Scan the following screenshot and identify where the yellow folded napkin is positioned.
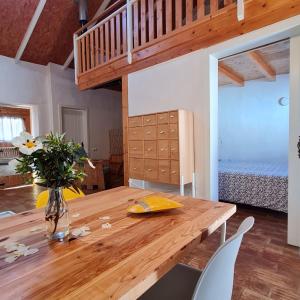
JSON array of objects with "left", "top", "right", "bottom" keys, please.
[{"left": 127, "top": 195, "right": 183, "bottom": 213}]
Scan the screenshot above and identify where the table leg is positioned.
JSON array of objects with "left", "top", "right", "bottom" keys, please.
[{"left": 220, "top": 222, "right": 226, "bottom": 245}]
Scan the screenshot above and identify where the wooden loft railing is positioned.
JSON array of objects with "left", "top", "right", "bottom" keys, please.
[{"left": 74, "top": 0, "right": 236, "bottom": 86}]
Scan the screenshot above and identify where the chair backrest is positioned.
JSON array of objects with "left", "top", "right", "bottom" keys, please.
[{"left": 192, "top": 217, "right": 254, "bottom": 300}]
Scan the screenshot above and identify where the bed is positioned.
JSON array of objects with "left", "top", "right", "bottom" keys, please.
[{"left": 219, "top": 160, "right": 288, "bottom": 212}]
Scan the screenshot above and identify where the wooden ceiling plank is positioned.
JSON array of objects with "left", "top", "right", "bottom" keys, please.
[
  {"left": 15, "top": 0, "right": 47, "bottom": 61},
  {"left": 63, "top": 0, "right": 111, "bottom": 69},
  {"left": 248, "top": 50, "right": 276, "bottom": 80},
  {"left": 218, "top": 62, "right": 244, "bottom": 87}
]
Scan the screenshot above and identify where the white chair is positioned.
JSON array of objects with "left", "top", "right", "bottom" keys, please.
[
  {"left": 140, "top": 217, "right": 254, "bottom": 300},
  {"left": 0, "top": 211, "right": 16, "bottom": 218}
]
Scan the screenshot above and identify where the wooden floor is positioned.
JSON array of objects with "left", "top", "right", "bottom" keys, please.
[{"left": 0, "top": 186, "right": 299, "bottom": 299}]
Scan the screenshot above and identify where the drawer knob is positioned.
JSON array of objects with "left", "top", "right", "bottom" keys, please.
[
  {"left": 170, "top": 115, "right": 174, "bottom": 118},
  {"left": 146, "top": 119, "right": 150, "bottom": 122},
  {"left": 160, "top": 148, "right": 167, "bottom": 151},
  {"left": 161, "top": 169, "right": 166, "bottom": 173},
  {"left": 146, "top": 131, "right": 151, "bottom": 135},
  {"left": 159, "top": 131, "right": 165, "bottom": 134},
  {"left": 147, "top": 148, "right": 152, "bottom": 151},
  {"left": 147, "top": 168, "right": 152, "bottom": 172},
  {"left": 171, "top": 171, "right": 176, "bottom": 174},
  {"left": 171, "top": 129, "right": 175, "bottom": 133},
  {"left": 133, "top": 168, "right": 137, "bottom": 170},
  {"left": 159, "top": 116, "right": 164, "bottom": 119},
  {"left": 132, "top": 147, "right": 137, "bottom": 150}
]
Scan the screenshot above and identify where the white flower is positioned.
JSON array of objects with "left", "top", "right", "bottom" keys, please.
[
  {"left": 4, "top": 243, "right": 25, "bottom": 253},
  {"left": 99, "top": 216, "right": 110, "bottom": 221},
  {"left": 86, "top": 158, "right": 95, "bottom": 169},
  {"left": 29, "top": 226, "right": 43, "bottom": 232},
  {"left": 8, "top": 159, "right": 19, "bottom": 171},
  {"left": 4, "top": 255, "right": 19, "bottom": 263},
  {"left": 12, "top": 132, "right": 43, "bottom": 155},
  {"left": 101, "top": 223, "right": 112, "bottom": 229},
  {"left": 71, "top": 226, "right": 91, "bottom": 237},
  {"left": 71, "top": 213, "right": 80, "bottom": 218},
  {"left": 2, "top": 242, "right": 39, "bottom": 263}
]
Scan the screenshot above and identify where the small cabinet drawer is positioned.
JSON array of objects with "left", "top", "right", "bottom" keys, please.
[
  {"left": 129, "top": 141, "right": 143, "bottom": 158},
  {"left": 170, "top": 140, "right": 179, "bottom": 159},
  {"left": 144, "top": 159, "right": 158, "bottom": 180},
  {"left": 144, "top": 141, "right": 157, "bottom": 159},
  {"left": 144, "top": 126, "right": 157, "bottom": 140},
  {"left": 169, "top": 124, "right": 178, "bottom": 139},
  {"left": 129, "top": 158, "right": 144, "bottom": 179},
  {"left": 143, "top": 114, "right": 156, "bottom": 126},
  {"left": 157, "top": 124, "right": 169, "bottom": 139},
  {"left": 158, "top": 140, "right": 169, "bottom": 159},
  {"left": 157, "top": 112, "right": 169, "bottom": 124},
  {"left": 169, "top": 111, "right": 178, "bottom": 123},
  {"left": 170, "top": 160, "right": 180, "bottom": 184},
  {"left": 129, "top": 127, "right": 143, "bottom": 140},
  {"left": 129, "top": 116, "right": 142, "bottom": 127},
  {"left": 158, "top": 160, "right": 170, "bottom": 183}
]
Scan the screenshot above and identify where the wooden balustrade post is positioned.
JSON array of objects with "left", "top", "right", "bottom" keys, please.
[
  {"left": 126, "top": 0, "right": 133, "bottom": 64},
  {"left": 237, "top": 0, "right": 245, "bottom": 21},
  {"left": 73, "top": 33, "right": 79, "bottom": 85}
]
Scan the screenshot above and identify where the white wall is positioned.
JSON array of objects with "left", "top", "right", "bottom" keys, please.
[
  {"left": 0, "top": 55, "right": 51, "bottom": 136},
  {"left": 288, "top": 36, "right": 300, "bottom": 247},
  {"left": 0, "top": 56, "right": 122, "bottom": 160},
  {"left": 129, "top": 51, "right": 218, "bottom": 199},
  {"left": 219, "top": 74, "right": 289, "bottom": 163},
  {"left": 48, "top": 63, "right": 122, "bottom": 159}
]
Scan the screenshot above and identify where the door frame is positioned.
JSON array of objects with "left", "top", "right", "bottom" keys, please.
[
  {"left": 59, "top": 105, "right": 89, "bottom": 152},
  {"left": 122, "top": 75, "right": 129, "bottom": 186}
]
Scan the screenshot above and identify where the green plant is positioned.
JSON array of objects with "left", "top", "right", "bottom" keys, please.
[{"left": 12, "top": 132, "right": 91, "bottom": 190}]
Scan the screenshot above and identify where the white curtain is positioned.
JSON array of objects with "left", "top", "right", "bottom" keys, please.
[{"left": 0, "top": 116, "right": 25, "bottom": 142}]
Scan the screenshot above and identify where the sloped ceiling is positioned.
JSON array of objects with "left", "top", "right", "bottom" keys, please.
[
  {"left": 0, "top": 0, "right": 39, "bottom": 58},
  {"left": 0, "top": 0, "right": 105, "bottom": 66}
]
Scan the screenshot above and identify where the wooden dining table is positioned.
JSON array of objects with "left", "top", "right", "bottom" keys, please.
[{"left": 0, "top": 186, "right": 236, "bottom": 300}]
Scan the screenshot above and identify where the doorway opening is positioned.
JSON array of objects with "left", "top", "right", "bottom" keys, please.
[
  {"left": 60, "top": 78, "right": 126, "bottom": 194},
  {"left": 218, "top": 40, "right": 290, "bottom": 213},
  {"left": 61, "top": 107, "right": 88, "bottom": 149}
]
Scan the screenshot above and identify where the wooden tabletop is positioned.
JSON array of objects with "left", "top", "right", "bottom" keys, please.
[{"left": 0, "top": 186, "right": 236, "bottom": 300}]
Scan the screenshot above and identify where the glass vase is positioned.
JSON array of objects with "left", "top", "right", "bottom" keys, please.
[{"left": 45, "top": 187, "right": 70, "bottom": 241}]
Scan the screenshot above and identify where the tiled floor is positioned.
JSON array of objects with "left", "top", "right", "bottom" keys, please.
[
  {"left": 180, "top": 204, "right": 300, "bottom": 300},
  {"left": 1, "top": 186, "right": 299, "bottom": 299},
  {"left": 0, "top": 184, "right": 45, "bottom": 213},
  {"left": 0, "top": 185, "right": 99, "bottom": 213}
]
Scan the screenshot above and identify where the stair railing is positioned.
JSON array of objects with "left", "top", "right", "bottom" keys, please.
[{"left": 74, "top": 0, "right": 238, "bottom": 84}]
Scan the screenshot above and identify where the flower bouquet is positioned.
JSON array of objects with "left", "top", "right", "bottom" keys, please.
[{"left": 11, "top": 132, "right": 93, "bottom": 241}]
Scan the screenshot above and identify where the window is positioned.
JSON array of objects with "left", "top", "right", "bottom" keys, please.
[
  {"left": 0, "top": 116, "right": 25, "bottom": 141},
  {"left": 0, "top": 106, "right": 30, "bottom": 144}
]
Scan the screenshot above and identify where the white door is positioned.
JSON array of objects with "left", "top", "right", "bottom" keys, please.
[{"left": 61, "top": 107, "right": 88, "bottom": 150}]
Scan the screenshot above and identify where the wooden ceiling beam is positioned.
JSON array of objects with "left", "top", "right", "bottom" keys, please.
[
  {"left": 218, "top": 62, "right": 244, "bottom": 87},
  {"left": 248, "top": 50, "right": 276, "bottom": 80},
  {"left": 15, "top": 0, "right": 47, "bottom": 62}
]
